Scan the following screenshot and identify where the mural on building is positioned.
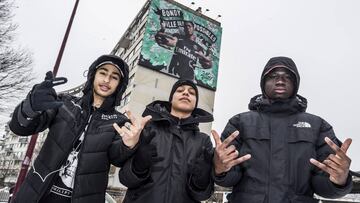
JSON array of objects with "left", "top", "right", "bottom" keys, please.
[{"left": 139, "top": 0, "right": 222, "bottom": 90}]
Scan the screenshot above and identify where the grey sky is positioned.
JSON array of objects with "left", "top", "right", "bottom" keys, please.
[{"left": 8, "top": 0, "right": 360, "bottom": 170}]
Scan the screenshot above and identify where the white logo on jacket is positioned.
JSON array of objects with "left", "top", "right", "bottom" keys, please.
[
  {"left": 293, "top": 121, "right": 311, "bottom": 128},
  {"left": 101, "top": 114, "right": 118, "bottom": 120}
]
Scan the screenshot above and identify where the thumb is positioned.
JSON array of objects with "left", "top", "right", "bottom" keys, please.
[
  {"left": 45, "top": 71, "right": 54, "bottom": 81},
  {"left": 140, "top": 115, "right": 152, "bottom": 128}
]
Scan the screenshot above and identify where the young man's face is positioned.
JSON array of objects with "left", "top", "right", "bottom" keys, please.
[
  {"left": 171, "top": 85, "right": 197, "bottom": 114},
  {"left": 264, "top": 67, "right": 294, "bottom": 100},
  {"left": 93, "top": 64, "right": 121, "bottom": 99},
  {"left": 184, "top": 22, "right": 194, "bottom": 36}
]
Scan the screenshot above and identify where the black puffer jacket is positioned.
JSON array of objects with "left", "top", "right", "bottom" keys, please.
[
  {"left": 119, "top": 101, "right": 214, "bottom": 203},
  {"left": 9, "top": 93, "right": 134, "bottom": 203},
  {"left": 9, "top": 55, "right": 133, "bottom": 203},
  {"left": 215, "top": 56, "right": 352, "bottom": 203},
  {"left": 215, "top": 95, "right": 352, "bottom": 203}
]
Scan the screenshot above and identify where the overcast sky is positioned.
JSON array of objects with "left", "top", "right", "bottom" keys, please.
[{"left": 5, "top": 0, "right": 360, "bottom": 170}]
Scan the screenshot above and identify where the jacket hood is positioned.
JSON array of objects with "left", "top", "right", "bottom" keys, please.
[
  {"left": 261, "top": 56, "right": 300, "bottom": 98},
  {"left": 142, "top": 100, "right": 213, "bottom": 126},
  {"left": 83, "top": 55, "right": 129, "bottom": 106},
  {"left": 248, "top": 94, "right": 307, "bottom": 114}
]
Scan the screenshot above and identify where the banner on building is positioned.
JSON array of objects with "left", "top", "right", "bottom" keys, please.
[{"left": 139, "top": 0, "right": 222, "bottom": 90}]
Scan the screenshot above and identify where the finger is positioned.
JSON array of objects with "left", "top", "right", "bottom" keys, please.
[
  {"left": 121, "top": 126, "right": 132, "bottom": 136},
  {"left": 140, "top": 115, "right": 152, "bottom": 129},
  {"left": 222, "top": 150, "right": 239, "bottom": 163},
  {"left": 228, "top": 154, "right": 251, "bottom": 167},
  {"left": 310, "top": 158, "right": 332, "bottom": 174},
  {"left": 51, "top": 77, "right": 68, "bottom": 87},
  {"left": 211, "top": 130, "right": 222, "bottom": 147},
  {"left": 323, "top": 159, "right": 343, "bottom": 172},
  {"left": 324, "top": 137, "right": 347, "bottom": 159},
  {"left": 45, "top": 71, "right": 54, "bottom": 80},
  {"left": 340, "top": 138, "right": 352, "bottom": 153},
  {"left": 125, "top": 110, "right": 136, "bottom": 126},
  {"left": 223, "top": 145, "right": 236, "bottom": 156},
  {"left": 222, "top": 131, "right": 239, "bottom": 148},
  {"left": 113, "top": 123, "right": 123, "bottom": 135}
]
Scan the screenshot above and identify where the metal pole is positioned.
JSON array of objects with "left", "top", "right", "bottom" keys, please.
[{"left": 11, "top": 0, "right": 80, "bottom": 201}]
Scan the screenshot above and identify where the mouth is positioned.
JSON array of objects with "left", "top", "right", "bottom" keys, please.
[
  {"left": 274, "top": 88, "right": 286, "bottom": 94},
  {"left": 179, "top": 97, "right": 191, "bottom": 103},
  {"left": 99, "top": 84, "right": 111, "bottom": 92}
]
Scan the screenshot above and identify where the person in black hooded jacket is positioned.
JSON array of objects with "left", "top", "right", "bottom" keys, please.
[
  {"left": 119, "top": 79, "right": 214, "bottom": 203},
  {"left": 9, "top": 55, "right": 151, "bottom": 203},
  {"left": 212, "top": 56, "right": 353, "bottom": 203}
]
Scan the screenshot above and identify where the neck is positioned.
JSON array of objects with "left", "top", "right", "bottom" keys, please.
[
  {"left": 170, "top": 109, "right": 191, "bottom": 119},
  {"left": 93, "top": 93, "right": 104, "bottom": 108}
]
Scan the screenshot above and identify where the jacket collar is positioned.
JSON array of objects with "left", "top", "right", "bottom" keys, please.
[
  {"left": 248, "top": 94, "right": 307, "bottom": 114},
  {"left": 81, "top": 93, "right": 115, "bottom": 113},
  {"left": 142, "top": 100, "right": 213, "bottom": 127}
]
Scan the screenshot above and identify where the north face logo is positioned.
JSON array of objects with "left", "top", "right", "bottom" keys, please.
[{"left": 293, "top": 121, "right": 311, "bottom": 128}]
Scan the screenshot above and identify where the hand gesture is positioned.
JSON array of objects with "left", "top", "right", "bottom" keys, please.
[
  {"left": 212, "top": 130, "right": 251, "bottom": 175},
  {"left": 113, "top": 110, "right": 152, "bottom": 149},
  {"left": 31, "top": 71, "right": 67, "bottom": 111},
  {"left": 310, "top": 137, "right": 352, "bottom": 186}
]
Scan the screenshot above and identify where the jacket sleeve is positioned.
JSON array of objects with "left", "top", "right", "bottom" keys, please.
[
  {"left": 9, "top": 93, "right": 56, "bottom": 136},
  {"left": 214, "top": 116, "right": 244, "bottom": 187},
  {"left": 311, "top": 119, "right": 353, "bottom": 198},
  {"left": 187, "top": 135, "right": 214, "bottom": 201},
  {"left": 108, "top": 134, "right": 138, "bottom": 167},
  {"left": 118, "top": 156, "right": 151, "bottom": 189},
  {"left": 118, "top": 126, "right": 152, "bottom": 188}
]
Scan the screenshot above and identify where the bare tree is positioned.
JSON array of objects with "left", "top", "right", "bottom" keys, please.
[{"left": 0, "top": 0, "right": 33, "bottom": 116}]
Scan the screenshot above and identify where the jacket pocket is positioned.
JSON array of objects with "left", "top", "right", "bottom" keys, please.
[
  {"left": 287, "top": 127, "right": 317, "bottom": 194},
  {"left": 287, "top": 126, "right": 316, "bottom": 143}
]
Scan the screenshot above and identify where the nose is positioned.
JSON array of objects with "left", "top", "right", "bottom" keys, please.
[
  {"left": 182, "top": 90, "right": 190, "bottom": 96},
  {"left": 103, "top": 75, "right": 110, "bottom": 83},
  {"left": 275, "top": 78, "right": 286, "bottom": 85}
]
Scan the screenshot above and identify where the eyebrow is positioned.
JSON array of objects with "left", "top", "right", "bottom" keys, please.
[{"left": 98, "top": 67, "right": 121, "bottom": 77}]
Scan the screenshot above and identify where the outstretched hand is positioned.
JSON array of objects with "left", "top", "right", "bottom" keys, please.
[
  {"left": 31, "top": 71, "right": 67, "bottom": 111},
  {"left": 310, "top": 137, "right": 352, "bottom": 186},
  {"left": 113, "top": 110, "right": 152, "bottom": 149},
  {"left": 212, "top": 130, "right": 251, "bottom": 175}
]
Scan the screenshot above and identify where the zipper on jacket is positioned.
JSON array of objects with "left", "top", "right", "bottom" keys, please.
[
  {"left": 70, "top": 113, "right": 93, "bottom": 203},
  {"left": 164, "top": 124, "right": 179, "bottom": 203},
  {"left": 267, "top": 114, "right": 272, "bottom": 202}
]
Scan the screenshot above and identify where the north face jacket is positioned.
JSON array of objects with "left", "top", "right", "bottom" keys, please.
[
  {"left": 119, "top": 101, "right": 214, "bottom": 203},
  {"left": 215, "top": 56, "right": 352, "bottom": 203},
  {"left": 214, "top": 95, "right": 352, "bottom": 203}
]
